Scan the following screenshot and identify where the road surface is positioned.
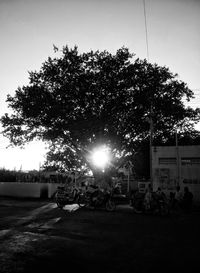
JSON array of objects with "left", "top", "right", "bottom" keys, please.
[{"left": 0, "top": 197, "right": 200, "bottom": 273}]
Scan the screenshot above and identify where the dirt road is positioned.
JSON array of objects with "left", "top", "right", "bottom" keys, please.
[{"left": 0, "top": 197, "right": 200, "bottom": 273}]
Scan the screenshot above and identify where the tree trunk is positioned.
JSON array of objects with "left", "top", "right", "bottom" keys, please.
[{"left": 92, "top": 169, "right": 112, "bottom": 190}]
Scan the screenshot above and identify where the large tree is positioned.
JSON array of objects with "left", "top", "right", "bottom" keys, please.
[{"left": 1, "top": 45, "right": 200, "bottom": 177}]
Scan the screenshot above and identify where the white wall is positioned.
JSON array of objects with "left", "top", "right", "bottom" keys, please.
[
  {"left": 0, "top": 182, "right": 61, "bottom": 198},
  {"left": 152, "top": 145, "right": 200, "bottom": 201}
]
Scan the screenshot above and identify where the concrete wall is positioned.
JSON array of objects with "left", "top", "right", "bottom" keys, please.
[
  {"left": 0, "top": 182, "right": 62, "bottom": 199},
  {"left": 152, "top": 145, "right": 200, "bottom": 201}
]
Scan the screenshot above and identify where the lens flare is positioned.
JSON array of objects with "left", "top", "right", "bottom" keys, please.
[{"left": 91, "top": 146, "right": 110, "bottom": 169}]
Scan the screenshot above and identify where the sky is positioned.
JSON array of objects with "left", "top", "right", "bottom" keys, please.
[{"left": 0, "top": 0, "right": 200, "bottom": 171}]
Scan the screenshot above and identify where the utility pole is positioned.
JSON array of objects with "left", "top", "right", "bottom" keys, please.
[
  {"left": 127, "top": 167, "right": 130, "bottom": 193},
  {"left": 149, "top": 105, "right": 153, "bottom": 185},
  {"left": 175, "top": 130, "right": 180, "bottom": 186},
  {"left": 143, "top": 0, "right": 153, "bottom": 185}
]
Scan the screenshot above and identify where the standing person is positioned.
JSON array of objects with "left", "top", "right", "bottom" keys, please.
[
  {"left": 172, "top": 185, "right": 183, "bottom": 209},
  {"left": 155, "top": 187, "right": 163, "bottom": 199},
  {"left": 182, "top": 186, "right": 193, "bottom": 212},
  {"left": 144, "top": 183, "right": 153, "bottom": 211},
  {"left": 154, "top": 187, "right": 167, "bottom": 202}
]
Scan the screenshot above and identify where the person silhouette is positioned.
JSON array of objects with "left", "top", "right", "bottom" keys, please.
[{"left": 182, "top": 186, "right": 193, "bottom": 212}]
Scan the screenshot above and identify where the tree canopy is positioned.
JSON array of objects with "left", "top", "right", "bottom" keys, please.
[{"left": 1, "top": 45, "right": 200, "bottom": 175}]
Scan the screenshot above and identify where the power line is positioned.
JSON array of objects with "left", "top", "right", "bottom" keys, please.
[{"left": 143, "top": 0, "right": 149, "bottom": 62}]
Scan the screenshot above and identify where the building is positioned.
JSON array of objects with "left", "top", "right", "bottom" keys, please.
[{"left": 152, "top": 145, "right": 200, "bottom": 201}]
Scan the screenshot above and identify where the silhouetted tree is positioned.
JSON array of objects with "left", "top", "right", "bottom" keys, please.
[{"left": 1, "top": 45, "right": 200, "bottom": 179}]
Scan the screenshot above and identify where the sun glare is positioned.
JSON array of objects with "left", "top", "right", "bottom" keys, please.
[{"left": 91, "top": 146, "right": 110, "bottom": 169}]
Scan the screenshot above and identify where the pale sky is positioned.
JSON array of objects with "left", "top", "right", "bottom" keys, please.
[{"left": 0, "top": 0, "right": 200, "bottom": 170}]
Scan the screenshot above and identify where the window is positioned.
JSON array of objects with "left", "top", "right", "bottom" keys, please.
[
  {"left": 183, "top": 178, "right": 200, "bottom": 184},
  {"left": 159, "top": 158, "right": 176, "bottom": 165},
  {"left": 181, "top": 157, "right": 200, "bottom": 165}
]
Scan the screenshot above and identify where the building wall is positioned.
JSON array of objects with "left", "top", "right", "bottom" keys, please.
[{"left": 152, "top": 145, "right": 200, "bottom": 201}]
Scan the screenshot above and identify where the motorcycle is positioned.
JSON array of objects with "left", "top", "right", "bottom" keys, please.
[
  {"left": 78, "top": 188, "right": 116, "bottom": 212},
  {"left": 54, "top": 186, "right": 81, "bottom": 209}
]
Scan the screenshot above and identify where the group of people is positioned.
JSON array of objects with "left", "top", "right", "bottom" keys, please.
[
  {"left": 143, "top": 184, "right": 167, "bottom": 211},
  {"left": 130, "top": 184, "right": 168, "bottom": 213},
  {"left": 143, "top": 183, "right": 194, "bottom": 213},
  {"left": 171, "top": 185, "right": 193, "bottom": 212},
  {"left": 63, "top": 172, "right": 194, "bottom": 213}
]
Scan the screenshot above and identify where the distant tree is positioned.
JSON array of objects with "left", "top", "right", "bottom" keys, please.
[
  {"left": 0, "top": 168, "right": 17, "bottom": 182},
  {"left": 1, "top": 45, "right": 200, "bottom": 179}
]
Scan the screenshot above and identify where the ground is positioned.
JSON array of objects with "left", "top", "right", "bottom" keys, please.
[{"left": 0, "top": 197, "right": 200, "bottom": 273}]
